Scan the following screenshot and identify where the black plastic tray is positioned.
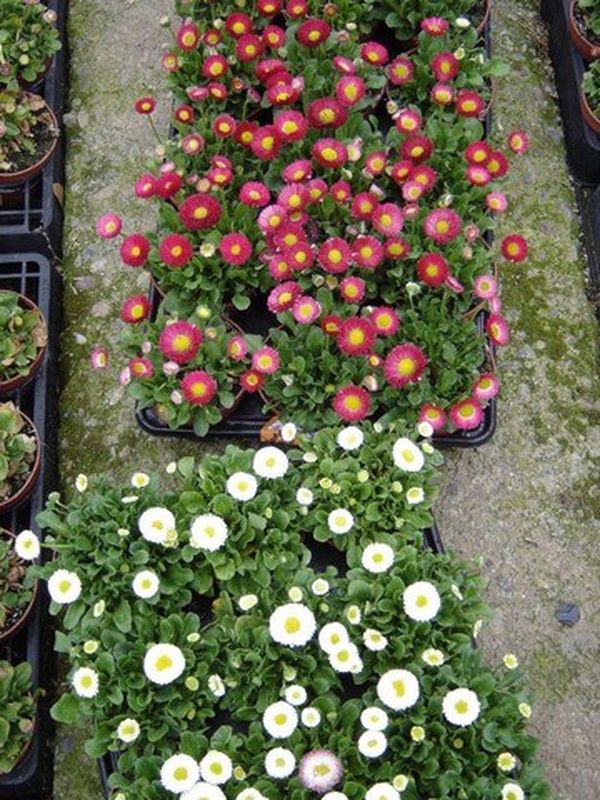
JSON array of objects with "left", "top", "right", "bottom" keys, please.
[
  {"left": 581, "top": 185, "right": 600, "bottom": 291},
  {"left": 0, "top": 252, "right": 61, "bottom": 800},
  {"left": 0, "top": 0, "right": 68, "bottom": 260},
  {"left": 541, "top": 0, "right": 600, "bottom": 184}
]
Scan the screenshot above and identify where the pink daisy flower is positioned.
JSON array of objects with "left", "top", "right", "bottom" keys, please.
[
  {"left": 431, "top": 52, "right": 460, "bottom": 81},
  {"left": 179, "top": 194, "right": 222, "bottom": 231},
  {"left": 332, "top": 56, "right": 356, "bottom": 74},
  {"left": 181, "top": 371, "right": 217, "bottom": 405},
  {"left": 278, "top": 183, "right": 310, "bottom": 212},
  {"left": 353, "top": 235, "right": 383, "bottom": 269},
  {"left": 227, "top": 335, "right": 249, "bottom": 361},
  {"left": 181, "top": 134, "right": 204, "bottom": 156},
  {"left": 431, "top": 82, "right": 455, "bottom": 106},
  {"left": 395, "top": 109, "right": 422, "bottom": 135},
  {"left": 370, "top": 306, "right": 400, "bottom": 337},
  {"left": 465, "top": 141, "right": 492, "bottom": 165},
  {"left": 423, "top": 209, "right": 462, "bottom": 245},
  {"left": 473, "top": 373, "right": 500, "bottom": 401},
  {"left": 274, "top": 110, "right": 309, "bottom": 142},
  {"left": 361, "top": 41, "right": 388, "bottom": 65},
  {"left": 372, "top": 203, "right": 403, "bottom": 237},
  {"left": 203, "top": 55, "right": 228, "bottom": 80},
  {"left": 240, "top": 181, "right": 270, "bottom": 207},
  {"left": 225, "top": 12, "right": 253, "bottom": 37},
  {"left": 240, "top": 369, "right": 264, "bottom": 393},
  {"left": 412, "top": 165, "right": 437, "bottom": 191},
  {"left": 283, "top": 159, "right": 313, "bottom": 183},
  {"left": 421, "top": 17, "right": 449, "bottom": 35},
  {"left": 330, "top": 180, "right": 352, "bottom": 204},
  {"left": 486, "top": 151, "right": 510, "bottom": 178},
  {"left": 312, "top": 138, "right": 347, "bottom": 169},
  {"left": 389, "top": 160, "right": 413, "bottom": 184},
  {"left": 466, "top": 165, "right": 492, "bottom": 187},
  {"left": 252, "top": 347, "right": 280, "bottom": 374},
  {"left": 340, "top": 277, "right": 366, "bottom": 303},
  {"left": 351, "top": 192, "right": 379, "bottom": 220},
  {"left": 473, "top": 274, "right": 497, "bottom": 300},
  {"left": 318, "top": 237, "right": 352, "bottom": 274},
  {"left": 267, "top": 281, "right": 302, "bottom": 313},
  {"left": 97, "top": 213, "right": 122, "bottom": 239},
  {"left": 337, "top": 317, "right": 376, "bottom": 356},
  {"left": 456, "top": 90, "right": 485, "bottom": 118},
  {"left": 237, "top": 34, "right": 264, "bottom": 62},
  {"left": 308, "top": 97, "right": 348, "bottom": 130},
  {"left": 135, "top": 174, "right": 156, "bottom": 199},
  {"left": 388, "top": 56, "right": 414, "bottom": 85},
  {"left": 120, "top": 295, "right": 151, "bottom": 324},
  {"left": 158, "top": 321, "right": 202, "bottom": 364},
  {"left": 306, "top": 178, "right": 328, "bottom": 202},
  {"left": 129, "top": 357, "right": 154, "bottom": 379},
  {"left": 384, "top": 236, "right": 411, "bottom": 260},
  {"left": 450, "top": 397, "right": 484, "bottom": 430},
  {"left": 258, "top": 204, "right": 288, "bottom": 234},
  {"left": 292, "top": 295, "right": 321, "bottom": 324},
  {"left": 91, "top": 347, "right": 108, "bottom": 370},
  {"left": 160, "top": 233, "right": 193, "bottom": 268},
  {"left": 268, "top": 254, "right": 294, "bottom": 281},
  {"left": 416, "top": 253, "right": 449, "bottom": 287},
  {"left": 333, "top": 386, "right": 371, "bottom": 422},
  {"left": 400, "top": 135, "right": 434, "bottom": 163},
  {"left": 219, "top": 233, "right": 252, "bottom": 266},
  {"left": 486, "top": 192, "right": 508, "bottom": 213},
  {"left": 120, "top": 234, "right": 150, "bottom": 267},
  {"left": 364, "top": 151, "right": 387, "bottom": 176},
  {"left": 501, "top": 234, "right": 528, "bottom": 263},
  {"left": 336, "top": 76, "right": 366, "bottom": 107},
  {"left": 419, "top": 403, "right": 447, "bottom": 432},
  {"left": 251, "top": 126, "right": 282, "bottom": 160},
  {"left": 402, "top": 180, "right": 425, "bottom": 203},
  {"left": 288, "top": 242, "right": 315, "bottom": 271},
  {"left": 508, "top": 130, "right": 530, "bottom": 154},
  {"left": 296, "top": 18, "right": 331, "bottom": 48},
  {"left": 486, "top": 314, "right": 510, "bottom": 346},
  {"left": 155, "top": 172, "right": 182, "bottom": 200},
  {"left": 383, "top": 343, "right": 427, "bottom": 388}
]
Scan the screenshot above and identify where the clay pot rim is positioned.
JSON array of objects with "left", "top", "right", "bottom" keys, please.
[
  {"left": 0, "top": 409, "right": 42, "bottom": 514},
  {"left": 569, "top": 0, "right": 600, "bottom": 61},
  {"left": 0, "top": 291, "right": 48, "bottom": 396},
  {"left": 0, "top": 97, "right": 59, "bottom": 187}
]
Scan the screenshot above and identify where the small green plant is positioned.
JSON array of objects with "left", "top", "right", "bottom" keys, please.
[
  {"left": 0, "top": 89, "right": 56, "bottom": 174},
  {"left": 0, "top": 0, "right": 61, "bottom": 89},
  {"left": 0, "top": 402, "right": 37, "bottom": 503},
  {"left": 0, "top": 533, "right": 35, "bottom": 636},
  {"left": 0, "top": 292, "right": 46, "bottom": 383},
  {"left": 583, "top": 59, "right": 600, "bottom": 117},
  {"left": 576, "top": 0, "right": 600, "bottom": 42},
  {"left": 0, "top": 660, "right": 36, "bottom": 775}
]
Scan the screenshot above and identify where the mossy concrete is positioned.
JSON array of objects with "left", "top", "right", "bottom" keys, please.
[{"left": 55, "top": 0, "right": 599, "bottom": 798}]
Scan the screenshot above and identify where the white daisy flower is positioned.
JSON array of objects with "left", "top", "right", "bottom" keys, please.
[
  {"left": 456, "top": 15, "right": 471, "bottom": 28},
  {"left": 75, "top": 474, "right": 88, "bottom": 492},
  {"left": 280, "top": 422, "right": 297, "bottom": 442},
  {"left": 406, "top": 487, "right": 424, "bottom": 505},
  {"left": 358, "top": 730, "right": 387, "bottom": 758},
  {"left": 417, "top": 421, "right": 434, "bottom": 438},
  {"left": 166, "top": 461, "right": 177, "bottom": 475},
  {"left": 239, "top": 594, "right": 258, "bottom": 611},
  {"left": 403, "top": 581, "right": 441, "bottom": 622},
  {"left": 263, "top": 701, "right": 298, "bottom": 738},
  {"left": 392, "top": 438, "right": 424, "bottom": 472},
  {"left": 72, "top": 667, "right": 99, "bottom": 698},
  {"left": 253, "top": 447, "right": 289, "bottom": 478},
  {"left": 48, "top": 569, "right": 82, "bottom": 604},
  {"left": 322, "top": 793, "right": 349, "bottom": 800},
  {"left": 284, "top": 685, "right": 307, "bottom": 706},
  {"left": 442, "top": 688, "right": 481, "bottom": 726},
  {"left": 288, "top": 586, "right": 303, "bottom": 602},
  {"left": 410, "top": 725, "right": 425, "bottom": 742},
  {"left": 236, "top": 789, "right": 265, "bottom": 800},
  {"left": 296, "top": 487, "right": 314, "bottom": 506},
  {"left": 117, "top": 718, "right": 140, "bottom": 744},
  {"left": 360, "top": 707, "right": 388, "bottom": 731},
  {"left": 311, "top": 578, "right": 329, "bottom": 596},
  {"left": 14, "top": 529, "right": 40, "bottom": 561},
  {"left": 143, "top": 643, "right": 185, "bottom": 685},
  {"left": 357, "top": 469, "right": 369, "bottom": 482},
  {"left": 200, "top": 243, "right": 216, "bottom": 257},
  {"left": 208, "top": 674, "right": 226, "bottom": 697},
  {"left": 269, "top": 603, "right": 316, "bottom": 647},
  {"left": 226, "top": 472, "right": 258, "bottom": 502},
  {"left": 138, "top": 507, "right": 175, "bottom": 545},
  {"left": 265, "top": 747, "right": 296, "bottom": 779},
  {"left": 518, "top": 703, "right": 531, "bottom": 719},
  {"left": 318, "top": 622, "right": 349, "bottom": 653},
  {"left": 132, "top": 570, "right": 159, "bottom": 599},
  {"left": 361, "top": 543, "right": 394, "bottom": 574},
  {"left": 182, "top": 783, "right": 226, "bottom": 800},
  {"left": 199, "top": 750, "right": 232, "bottom": 785},
  {"left": 327, "top": 508, "right": 354, "bottom": 534},
  {"left": 502, "top": 784, "right": 525, "bottom": 800},
  {"left": 190, "top": 514, "right": 228, "bottom": 551},
  {"left": 377, "top": 669, "right": 420, "bottom": 711},
  {"left": 346, "top": 605, "right": 361, "bottom": 624},
  {"left": 303, "top": 452, "right": 317, "bottom": 463},
  {"left": 161, "top": 753, "right": 200, "bottom": 794},
  {"left": 365, "top": 783, "right": 399, "bottom": 800},
  {"left": 328, "top": 642, "right": 362, "bottom": 673},
  {"left": 301, "top": 706, "right": 321, "bottom": 727},
  {"left": 422, "top": 648, "right": 445, "bottom": 666},
  {"left": 363, "top": 629, "right": 388, "bottom": 651},
  {"left": 497, "top": 752, "right": 517, "bottom": 772},
  {"left": 451, "top": 584, "right": 464, "bottom": 600},
  {"left": 93, "top": 600, "right": 105, "bottom": 618},
  {"left": 83, "top": 640, "right": 98, "bottom": 654},
  {"left": 392, "top": 776, "right": 409, "bottom": 791},
  {"left": 503, "top": 653, "right": 519, "bottom": 670},
  {"left": 131, "top": 472, "right": 150, "bottom": 488},
  {"left": 337, "top": 426, "right": 364, "bottom": 450}
]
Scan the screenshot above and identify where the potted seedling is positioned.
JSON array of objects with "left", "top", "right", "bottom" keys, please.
[
  {"left": 0, "top": 530, "right": 38, "bottom": 644},
  {"left": 0, "top": 661, "right": 37, "bottom": 776},
  {"left": 0, "top": 90, "right": 59, "bottom": 186},
  {"left": 569, "top": 0, "right": 600, "bottom": 61},
  {"left": 0, "top": 291, "right": 47, "bottom": 395},
  {"left": 0, "top": 401, "right": 40, "bottom": 513},
  {"left": 0, "top": 0, "right": 61, "bottom": 90}
]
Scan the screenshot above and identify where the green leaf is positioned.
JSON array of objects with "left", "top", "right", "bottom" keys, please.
[
  {"left": 51, "top": 693, "right": 81, "bottom": 724},
  {"left": 113, "top": 600, "right": 132, "bottom": 634}
]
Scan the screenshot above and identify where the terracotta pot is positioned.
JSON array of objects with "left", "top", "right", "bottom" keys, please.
[
  {"left": 569, "top": 0, "right": 600, "bottom": 61},
  {"left": 0, "top": 530, "right": 38, "bottom": 645},
  {"left": 0, "top": 714, "right": 37, "bottom": 777},
  {"left": 0, "top": 292, "right": 47, "bottom": 396},
  {"left": 0, "top": 99, "right": 59, "bottom": 188},
  {"left": 0, "top": 411, "right": 41, "bottom": 514},
  {"left": 581, "top": 89, "right": 600, "bottom": 133}
]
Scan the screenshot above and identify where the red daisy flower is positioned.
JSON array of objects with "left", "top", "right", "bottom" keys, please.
[
  {"left": 263, "top": 24, "right": 286, "bottom": 48},
  {"left": 456, "top": 90, "right": 485, "bottom": 117},
  {"left": 416, "top": 253, "right": 450, "bottom": 287},
  {"left": 394, "top": 109, "right": 422, "bottom": 135},
  {"left": 330, "top": 180, "right": 352, "bottom": 204},
  {"left": 252, "top": 347, "right": 280, "bottom": 374},
  {"left": 159, "top": 321, "right": 203, "bottom": 364},
  {"left": 419, "top": 403, "right": 447, "bottom": 431},
  {"left": 389, "top": 160, "right": 413, "bottom": 184},
  {"left": 237, "top": 34, "right": 264, "bottom": 62},
  {"left": 465, "top": 141, "right": 492, "bottom": 165},
  {"left": 370, "top": 306, "right": 400, "bottom": 337},
  {"left": 337, "top": 317, "right": 376, "bottom": 356},
  {"left": 274, "top": 110, "right": 309, "bottom": 142},
  {"left": 486, "top": 314, "right": 510, "bottom": 346},
  {"left": 412, "top": 165, "right": 437, "bottom": 190},
  {"left": 181, "top": 371, "right": 217, "bottom": 405},
  {"left": 430, "top": 82, "right": 455, "bottom": 106},
  {"left": 473, "top": 372, "right": 500, "bottom": 401},
  {"left": 255, "top": 58, "right": 285, "bottom": 82},
  {"left": 227, "top": 335, "right": 249, "bottom": 361},
  {"left": 421, "top": 17, "right": 449, "bottom": 35},
  {"left": 181, "top": 134, "right": 204, "bottom": 156},
  {"left": 176, "top": 23, "right": 200, "bottom": 50},
  {"left": 120, "top": 295, "right": 151, "bottom": 324},
  {"left": 259, "top": 0, "right": 282, "bottom": 15},
  {"left": 306, "top": 178, "right": 328, "bottom": 202},
  {"left": 268, "top": 254, "right": 293, "bottom": 281},
  {"left": 207, "top": 167, "right": 233, "bottom": 188},
  {"left": 240, "top": 181, "right": 270, "bottom": 207},
  {"left": 225, "top": 12, "right": 253, "bottom": 37},
  {"left": 258, "top": 204, "right": 288, "bottom": 234},
  {"left": 203, "top": 30, "right": 221, "bottom": 47},
  {"left": 340, "top": 277, "right": 366, "bottom": 303},
  {"left": 372, "top": 203, "right": 403, "bottom": 237},
  {"left": 388, "top": 56, "right": 414, "bottom": 85},
  {"left": 333, "top": 385, "right": 371, "bottom": 422},
  {"left": 450, "top": 397, "right": 484, "bottom": 430},
  {"left": 312, "top": 138, "right": 347, "bottom": 168},
  {"left": 160, "top": 233, "right": 194, "bottom": 268},
  {"left": 351, "top": 192, "right": 379, "bottom": 220},
  {"left": 274, "top": 223, "right": 307, "bottom": 249},
  {"left": 285, "top": 0, "right": 307, "bottom": 18},
  {"left": 383, "top": 343, "right": 427, "bottom": 388},
  {"left": 508, "top": 130, "right": 530, "bottom": 154},
  {"left": 212, "top": 113, "right": 235, "bottom": 137},
  {"left": 400, "top": 135, "right": 434, "bottom": 163},
  {"left": 501, "top": 234, "right": 528, "bottom": 262},
  {"left": 486, "top": 151, "right": 509, "bottom": 178},
  {"left": 241, "top": 369, "right": 264, "bottom": 393},
  {"left": 353, "top": 235, "right": 383, "bottom": 270},
  {"left": 297, "top": 18, "right": 331, "bottom": 47},
  {"left": 129, "top": 357, "right": 154, "bottom": 379},
  {"left": 120, "top": 233, "right": 150, "bottom": 267},
  {"left": 278, "top": 183, "right": 310, "bottom": 212},
  {"left": 360, "top": 41, "right": 388, "bottom": 66},
  {"left": 402, "top": 180, "right": 424, "bottom": 203},
  {"left": 365, "top": 152, "right": 387, "bottom": 176},
  {"left": 203, "top": 55, "right": 228, "bottom": 80},
  {"left": 431, "top": 52, "right": 460, "bottom": 81},
  {"left": 267, "top": 281, "right": 302, "bottom": 313},
  {"left": 96, "top": 213, "right": 122, "bottom": 239},
  {"left": 135, "top": 174, "right": 156, "bottom": 199},
  {"left": 318, "top": 237, "right": 352, "bottom": 274},
  {"left": 321, "top": 314, "right": 342, "bottom": 336},
  {"left": 155, "top": 172, "right": 182, "bottom": 199},
  {"left": 251, "top": 126, "right": 282, "bottom": 160},
  {"left": 336, "top": 76, "right": 366, "bottom": 107},
  {"left": 134, "top": 96, "right": 156, "bottom": 115},
  {"left": 287, "top": 242, "right": 314, "bottom": 271},
  {"left": 207, "top": 82, "right": 228, "bottom": 101},
  {"left": 219, "top": 233, "right": 252, "bottom": 266},
  {"left": 385, "top": 236, "right": 411, "bottom": 260},
  {"left": 161, "top": 53, "right": 179, "bottom": 73},
  {"left": 179, "top": 194, "right": 222, "bottom": 231},
  {"left": 308, "top": 98, "right": 348, "bottom": 130},
  {"left": 423, "top": 208, "right": 462, "bottom": 245}
]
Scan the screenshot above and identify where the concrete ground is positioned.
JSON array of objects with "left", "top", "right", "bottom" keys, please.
[{"left": 54, "top": 0, "right": 600, "bottom": 797}]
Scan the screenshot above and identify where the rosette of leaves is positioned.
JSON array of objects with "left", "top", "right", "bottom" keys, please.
[
  {"left": 0, "top": 533, "right": 35, "bottom": 636},
  {"left": 371, "top": 0, "right": 486, "bottom": 41},
  {"left": 583, "top": 60, "right": 600, "bottom": 118},
  {"left": 0, "top": 401, "right": 37, "bottom": 502},
  {"left": 0, "top": 660, "right": 36, "bottom": 775},
  {"left": 0, "top": 0, "right": 61, "bottom": 89},
  {"left": 0, "top": 291, "right": 47, "bottom": 382},
  {"left": 0, "top": 90, "right": 57, "bottom": 174}
]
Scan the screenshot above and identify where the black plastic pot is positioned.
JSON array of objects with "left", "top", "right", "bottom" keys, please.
[
  {"left": 0, "top": 252, "right": 62, "bottom": 800},
  {"left": 541, "top": 0, "right": 600, "bottom": 184},
  {"left": 0, "top": 0, "right": 67, "bottom": 260}
]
